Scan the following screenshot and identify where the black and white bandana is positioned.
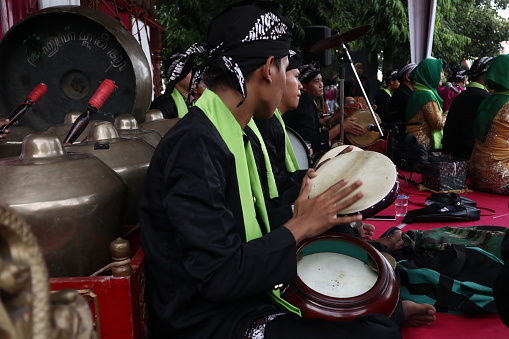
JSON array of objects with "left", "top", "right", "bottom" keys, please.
[
  {"left": 468, "top": 57, "right": 494, "bottom": 79},
  {"left": 202, "top": 1, "right": 294, "bottom": 105},
  {"left": 165, "top": 44, "right": 207, "bottom": 93},
  {"left": 397, "top": 63, "right": 417, "bottom": 81},
  {"left": 447, "top": 68, "right": 468, "bottom": 83},
  {"left": 287, "top": 49, "right": 301, "bottom": 71},
  {"left": 298, "top": 62, "right": 320, "bottom": 84},
  {"left": 383, "top": 68, "right": 399, "bottom": 85}
]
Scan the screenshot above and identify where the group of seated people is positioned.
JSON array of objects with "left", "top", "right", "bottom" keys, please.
[
  {"left": 2, "top": 2, "right": 507, "bottom": 338},
  {"left": 398, "top": 55, "right": 509, "bottom": 196},
  {"left": 286, "top": 53, "right": 508, "bottom": 197},
  {"left": 136, "top": 2, "right": 439, "bottom": 338}
]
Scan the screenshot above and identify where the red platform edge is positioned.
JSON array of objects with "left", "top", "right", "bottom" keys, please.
[{"left": 49, "top": 232, "right": 147, "bottom": 339}]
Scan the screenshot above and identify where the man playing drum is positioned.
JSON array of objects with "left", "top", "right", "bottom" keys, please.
[
  {"left": 140, "top": 2, "right": 435, "bottom": 338},
  {"left": 283, "top": 62, "right": 364, "bottom": 160}
]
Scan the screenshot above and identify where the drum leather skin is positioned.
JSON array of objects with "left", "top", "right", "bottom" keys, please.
[
  {"left": 314, "top": 144, "right": 363, "bottom": 169},
  {"left": 309, "top": 150, "right": 399, "bottom": 218},
  {"left": 281, "top": 233, "right": 399, "bottom": 321},
  {"left": 330, "top": 109, "right": 382, "bottom": 148}
]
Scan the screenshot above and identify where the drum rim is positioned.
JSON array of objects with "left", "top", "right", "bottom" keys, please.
[
  {"left": 283, "top": 233, "right": 399, "bottom": 319},
  {"left": 286, "top": 126, "right": 312, "bottom": 169},
  {"left": 309, "top": 151, "right": 398, "bottom": 218}
]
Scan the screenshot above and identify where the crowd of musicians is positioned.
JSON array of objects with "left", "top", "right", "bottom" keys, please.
[
  {"left": 2, "top": 1, "right": 509, "bottom": 338},
  {"left": 144, "top": 2, "right": 509, "bottom": 337}
]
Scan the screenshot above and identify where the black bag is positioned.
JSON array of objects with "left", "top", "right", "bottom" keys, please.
[
  {"left": 402, "top": 193, "right": 480, "bottom": 223},
  {"left": 393, "top": 132, "right": 428, "bottom": 172}
]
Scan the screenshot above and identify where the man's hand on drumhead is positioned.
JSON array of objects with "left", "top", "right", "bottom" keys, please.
[
  {"left": 284, "top": 176, "right": 364, "bottom": 244},
  {"left": 344, "top": 118, "right": 364, "bottom": 135}
]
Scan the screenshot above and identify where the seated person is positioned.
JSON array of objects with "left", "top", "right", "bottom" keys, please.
[
  {"left": 254, "top": 49, "right": 307, "bottom": 203},
  {"left": 139, "top": 2, "right": 435, "bottom": 338},
  {"left": 442, "top": 57, "right": 493, "bottom": 160},
  {"left": 469, "top": 54, "right": 509, "bottom": 195},
  {"left": 345, "top": 62, "right": 370, "bottom": 107},
  {"left": 386, "top": 63, "right": 417, "bottom": 126},
  {"left": 406, "top": 58, "right": 447, "bottom": 151},
  {"left": 150, "top": 53, "right": 193, "bottom": 119},
  {"left": 373, "top": 68, "right": 400, "bottom": 118},
  {"left": 437, "top": 67, "right": 467, "bottom": 113},
  {"left": 283, "top": 62, "right": 363, "bottom": 160},
  {"left": 254, "top": 52, "right": 404, "bottom": 253}
]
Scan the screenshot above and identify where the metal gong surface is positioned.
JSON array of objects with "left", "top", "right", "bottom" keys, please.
[{"left": 0, "top": 6, "right": 152, "bottom": 131}]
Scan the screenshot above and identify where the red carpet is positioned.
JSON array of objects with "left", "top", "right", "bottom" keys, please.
[{"left": 367, "top": 170, "right": 509, "bottom": 339}]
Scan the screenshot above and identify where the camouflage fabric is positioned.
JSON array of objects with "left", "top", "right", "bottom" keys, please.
[{"left": 402, "top": 225, "right": 508, "bottom": 260}]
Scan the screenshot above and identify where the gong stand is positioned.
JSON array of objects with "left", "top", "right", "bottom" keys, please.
[{"left": 337, "top": 40, "right": 384, "bottom": 144}]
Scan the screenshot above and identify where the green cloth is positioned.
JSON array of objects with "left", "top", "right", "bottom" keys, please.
[
  {"left": 406, "top": 58, "right": 444, "bottom": 122},
  {"left": 381, "top": 87, "right": 391, "bottom": 97},
  {"left": 247, "top": 119, "right": 279, "bottom": 199},
  {"left": 274, "top": 109, "right": 300, "bottom": 172},
  {"left": 466, "top": 81, "right": 488, "bottom": 91},
  {"left": 474, "top": 55, "right": 509, "bottom": 142},
  {"left": 406, "top": 58, "right": 444, "bottom": 149},
  {"left": 171, "top": 88, "right": 189, "bottom": 118},
  {"left": 196, "top": 89, "right": 301, "bottom": 316}
]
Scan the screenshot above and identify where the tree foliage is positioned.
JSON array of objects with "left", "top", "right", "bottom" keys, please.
[{"left": 154, "top": 0, "right": 509, "bottom": 76}]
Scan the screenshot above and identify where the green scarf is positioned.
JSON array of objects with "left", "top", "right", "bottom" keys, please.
[
  {"left": 171, "top": 88, "right": 189, "bottom": 118},
  {"left": 196, "top": 89, "right": 301, "bottom": 316},
  {"left": 381, "top": 87, "right": 391, "bottom": 97},
  {"left": 274, "top": 109, "right": 300, "bottom": 172},
  {"left": 474, "top": 91, "right": 509, "bottom": 142},
  {"left": 466, "top": 81, "right": 488, "bottom": 91},
  {"left": 406, "top": 58, "right": 443, "bottom": 121},
  {"left": 246, "top": 119, "right": 279, "bottom": 199},
  {"left": 474, "top": 55, "right": 509, "bottom": 142}
]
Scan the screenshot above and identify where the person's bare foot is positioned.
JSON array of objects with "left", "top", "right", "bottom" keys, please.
[
  {"left": 360, "top": 223, "right": 375, "bottom": 240},
  {"left": 402, "top": 300, "right": 436, "bottom": 327},
  {"left": 369, "top": 229, "right": 403, "bottom": 254}
]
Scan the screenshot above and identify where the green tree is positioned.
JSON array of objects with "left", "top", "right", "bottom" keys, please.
[{"left": 154, "top": 0, "right": 509, "bottom": 79}]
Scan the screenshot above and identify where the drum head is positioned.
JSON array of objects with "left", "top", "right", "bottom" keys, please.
[
  {"left": 0, "top": 6, "right": 152, "bottom": 131},
  {"left": 309, "top": 151, "right": 397, "bottom": 216},
  {"left": 282, "top": 233, "right": 399, "bottom": 321},
  {"left": 345, "top": 110, "right": 382, "bottom": 147},
  {"left": 298, "top": 252, "right": 378, "bottom": 298},
  {"left": 314, "top": 144, "right": 363, "bottom": 169},
  {"left": 286, "top": 127, "right": 310, "bottom": 170}
]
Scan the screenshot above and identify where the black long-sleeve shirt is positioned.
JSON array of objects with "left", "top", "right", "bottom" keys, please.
[{"left": 139, "top": 107, "right": 298, "bottom": 339}]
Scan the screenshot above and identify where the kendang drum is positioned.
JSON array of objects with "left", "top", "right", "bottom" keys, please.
[
  {"left": 286, "top": 126, "right": 312, "bottom": 170},
  {"left": 314, "top": 144, "right": 363, "bottom": 169},
  {"left": 330, "top": 109, "right": 382, "bottom": 148},
  {"left": 309, "top": 150, "right": 398, "bottom": 218},
  {"left": 281, "top": 233, "right": 399, "bottom": 321}
]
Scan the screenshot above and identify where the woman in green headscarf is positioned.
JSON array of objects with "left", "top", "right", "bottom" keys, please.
[
  {"left": 469, "top": 54, "right": 509, "bottom": 195},
  {"left": 405, "top": 58, "right": 447, "bottom": 150}
]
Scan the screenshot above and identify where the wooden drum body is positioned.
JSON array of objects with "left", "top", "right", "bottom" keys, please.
[{"left": 282, "top": 233, "right": 399, "bottom": 321}]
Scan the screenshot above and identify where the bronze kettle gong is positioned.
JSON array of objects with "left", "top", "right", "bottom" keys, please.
[
  {"left": 0, "top": 132, "right": 127, "bottom": 278},
  {"left": 65, "top": 121, "right": 154, "bottom": 225}
]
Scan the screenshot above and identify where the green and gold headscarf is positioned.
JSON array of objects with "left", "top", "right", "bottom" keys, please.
[
  {"left": 406, "top": 58, "right": 444, "bottom": 121},
  {"left": 474, "top": 54, "right": 509, "bottom": 142}
]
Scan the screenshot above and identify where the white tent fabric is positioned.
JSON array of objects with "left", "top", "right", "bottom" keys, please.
[{"left": 408, "top": 0, "right": 437, "bottom": 64}]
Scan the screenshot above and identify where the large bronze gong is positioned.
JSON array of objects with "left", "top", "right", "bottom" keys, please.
[{"left": 0, "top": 6, "right": 152, "bottom": 131}]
